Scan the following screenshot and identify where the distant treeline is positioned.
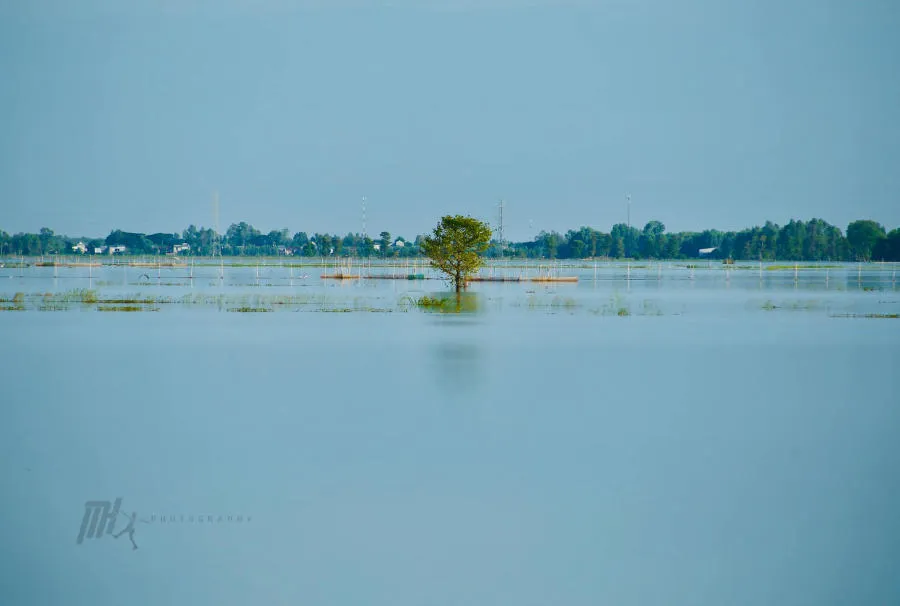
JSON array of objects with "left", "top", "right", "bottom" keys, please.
[{"left": 1, "top": 218, "right": 899, "bottom": 261}]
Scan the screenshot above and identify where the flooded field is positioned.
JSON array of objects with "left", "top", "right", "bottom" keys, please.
[
  {"left": 1, "top": 257, "right": 898, "bottom": 318},
  {"left": 1, "top": 257, "right": 898, "bottom": 605}
]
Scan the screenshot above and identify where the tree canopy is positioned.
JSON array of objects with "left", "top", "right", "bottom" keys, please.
[{"left": 421, "top": 215, "right": 492, "bottom": 292}]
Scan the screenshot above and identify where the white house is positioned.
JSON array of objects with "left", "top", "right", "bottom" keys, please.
[
  {"left": 698, "top": 247, "right": 717, "bottom": 255},
  {"left": 172, "top": 243, "right": 191, "bottom": 254},
  {"left": 72, "top": 242, "right": 87, "bottom": 254},
  {"left": 277, "top": 246, "right": 293, "bottom": 256},
  {"left": 394, "top": 239, "right": 405, "bottom": 248},
  {"left": 94, "top": 246, "right": 107, "bottom": 254},
  {"left": 373, "top": 243, "right": 381, "bottom": 251},
  {"left": 108, "top": 245, "right": 127, "bottom": 254}
]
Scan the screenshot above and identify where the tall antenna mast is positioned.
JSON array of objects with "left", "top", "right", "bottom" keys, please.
[
  {"left": 626, "top": 194, "right": 631, "bottom": 230},
  {"left": 212, "top": 191, "right": 220, "bottom": 257},
  {"left": 498, "top": 199, "right": 504, "bottom": 251},
  {"left": 362, "top": 196, "right": 367, "bottom": 239}
]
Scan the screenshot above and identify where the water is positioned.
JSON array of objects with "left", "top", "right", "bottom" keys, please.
[{"left": 1, "top": 259, "right": 898, "bottom": 605}]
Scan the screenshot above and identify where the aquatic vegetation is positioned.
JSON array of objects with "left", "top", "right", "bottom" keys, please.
[
  {"left": 416, "top": 295, "right": 450, "bottom": 307},
  {"left": 550, "top": 296, "right": 578, "bottom": 309},
  {"left": 97, "top": 305, "right": 157, "bottom": 312},
  {"left": 228, "top": 307, "right": 272, "bottom": 313},
  {"left": 831, "top": 313, "right": 899, "bottom": 319}
]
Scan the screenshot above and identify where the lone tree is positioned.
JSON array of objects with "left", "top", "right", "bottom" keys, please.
[{"left": 422, "top": 215, "right": 492, "bottom": 293}]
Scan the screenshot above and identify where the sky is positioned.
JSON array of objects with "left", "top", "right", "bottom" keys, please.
[{"left": 1, "top": 0, "right": 898, "bottom": 241}]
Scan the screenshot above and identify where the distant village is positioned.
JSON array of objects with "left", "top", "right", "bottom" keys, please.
[{"left": 2, "top": 217, "right": 899, "bottom": 261}]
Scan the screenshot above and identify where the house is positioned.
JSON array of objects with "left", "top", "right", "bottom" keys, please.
[
  {"left": 373, "top": 243, "right": 381, "bottom": 251},
  {"left": 108, "top": 245, "right": 127, "bottom": 254},
  {"left": 94, "top": 246, "right": 107, "bottom": 254},
  {"left": 72, "top": 242, "right": 87, "bottom": 254},
  {"left": 394, "top": 239, "right": 405, "bottom": 248},
  {"left": 276, "top": 246, "right": 293, "bottom": 256},
  {"left": 172, "top": 243, "right": 191, "bottom": 254},
  {"left": 698, "top": 247, "right": 717, "bottom": 255}
]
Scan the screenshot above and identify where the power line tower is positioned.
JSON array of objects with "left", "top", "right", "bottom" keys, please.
[
  {"left": 497, "top": 199, "right": 505, "bottom": 256},
  {"left": 362, "top": 196, "right": 367, "bottom": 239},
  {"left": 212, "top": 191, "right": 220, "bottom": 257},
  {"left": 626, "top": 193, "right": 631, "bottom": 230}
]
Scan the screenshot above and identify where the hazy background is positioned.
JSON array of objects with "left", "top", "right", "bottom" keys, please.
[{"left": 2, "top": 0, "right": 898, "bottom": 238}]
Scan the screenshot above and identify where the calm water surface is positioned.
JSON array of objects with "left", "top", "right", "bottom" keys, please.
[{"left": 1, "top": 260, "right": 898, "bottom": 605}]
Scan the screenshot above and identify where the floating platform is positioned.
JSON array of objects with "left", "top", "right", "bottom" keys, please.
[
  {"left": 530, "top": 276, "right": 578, "bottom": 282},
  {"left": 36, "top": 262, "right": 103, "bottom": 267},
  {"left": 470, "top": 276, "right": 578, "bottom": 283},
  {"left": 321, "top": 273, "right": 426, "bottom": 280}
]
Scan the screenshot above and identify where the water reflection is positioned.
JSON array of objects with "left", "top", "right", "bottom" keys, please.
[{"left": 427, "top": 293, "right": 486, "bottom": 397}]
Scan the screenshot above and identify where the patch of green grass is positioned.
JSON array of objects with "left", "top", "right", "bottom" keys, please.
[
  {"left": 415, "top": 295, "right": 450, "bottom": 307},
  {"left": 831, "top": 313, "right": 899, "bottom": 319},
  {"left": 97, "top": 305, "right": 157, "bottom": 312}
]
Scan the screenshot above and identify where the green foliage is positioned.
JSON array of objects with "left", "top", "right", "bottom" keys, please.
[
  {"left": 2, "top": 215, "right": 899, "bottom": 261},
  {"left": 415, "top": 295, "right": 450, "bottom": 307},
  {"left": 846, "top": 220, "right": 886, "bottom": 261},
  {"left": 422, "top": 215, "right": 492, "bottom": 292}
]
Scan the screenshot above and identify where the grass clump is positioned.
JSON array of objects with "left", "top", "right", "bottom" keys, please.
[
  {"left": 416, "top": 295, "right": 450, "bottom": 307},
  {"left": 97, "top": 305, "right": 156, "bottom": 312},
  {"left": 831, "top": 313, "right": 899, "bottom": 319}
]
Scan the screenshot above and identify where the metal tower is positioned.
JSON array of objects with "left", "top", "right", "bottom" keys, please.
[{"left": 212, "top": 191, "right": 220, "bottom": 257}]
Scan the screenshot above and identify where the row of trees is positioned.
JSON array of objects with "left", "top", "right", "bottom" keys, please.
[
  {"left": 505, "top": 219, "right": 899, "bottom": 262},
  {"left": 2, "top": 218, "right": 899, "bottom": 261},
  {"left": 0, "top": 225, "right": 424, "bottom": 258}
]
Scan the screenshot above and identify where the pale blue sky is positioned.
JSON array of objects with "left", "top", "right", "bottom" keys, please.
[{"left": 2, "top": 0, "right": 898, "bottom": 240}]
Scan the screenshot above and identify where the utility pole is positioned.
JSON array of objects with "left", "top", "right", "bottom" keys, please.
[
  {"left": 212, "top": 191, "right": 220, "bottom": 257},
  {"left": 362, "top": 196, "right": 367, "bottom": 240},
  {"left": 626, "top": 194, "right": 631, "bottom": 230},
  {"left": 498, "top": 199, "right": 504, "bottom": 255}
]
